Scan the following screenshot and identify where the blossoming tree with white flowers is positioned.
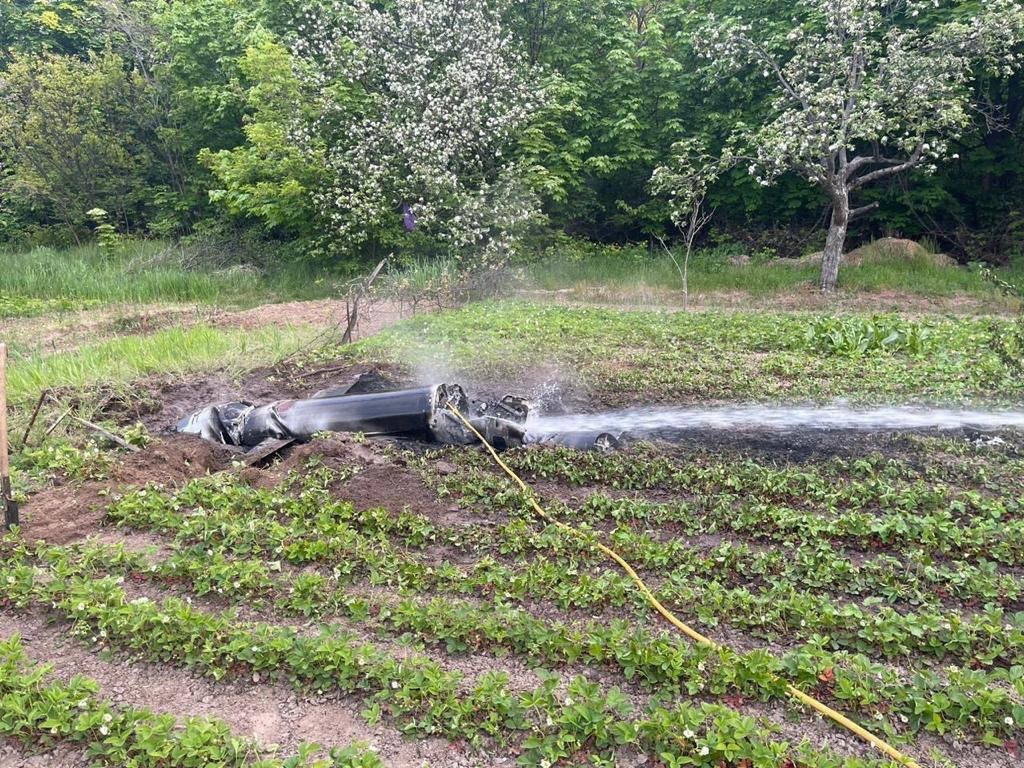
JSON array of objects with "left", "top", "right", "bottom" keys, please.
[
  {"left": 294, "top": 0, "right": 543, "bottom": 267},
  {"left": 675, "top": 0, "right": 1024, "bottom": 292}
]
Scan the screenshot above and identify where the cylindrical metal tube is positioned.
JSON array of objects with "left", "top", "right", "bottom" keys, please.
[
  {"left": 177, "top": 382, "right": 532, "bottom": 450},
  {"left": 241, "top": 386, "right": 436, "bottom": 445},
  {"left": 177, "top": 384, "right": 475, "bottom": 447}
]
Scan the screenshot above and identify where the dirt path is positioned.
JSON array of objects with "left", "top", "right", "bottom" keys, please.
[
  {"left": 3, "top": 298, "right": 413, "bottom": 359},
  {"left": 0, "top": 739, "right": 87, "bottom": 768},
  {"left": 212, "top": 298, "right": 410, "bottom": 339},
  {"left": 516, "top": 285, "right": 1020, "bottom": 315}
]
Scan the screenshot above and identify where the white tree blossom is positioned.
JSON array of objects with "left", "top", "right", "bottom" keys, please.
[
  {"left": 293, "top": 0, "right": 543, "bottom": 266},
  {"left": 673, "top": 0, "right": 1024, "bottom": 292}
]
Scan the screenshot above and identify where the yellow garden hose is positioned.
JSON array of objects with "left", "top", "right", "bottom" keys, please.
[{"left": 447, "top": 404, "right": 920, "bottom": 768}]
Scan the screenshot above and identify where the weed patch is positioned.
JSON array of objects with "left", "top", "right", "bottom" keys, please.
[{"left": 341, "top": 302, "right": 1023, "bottom": 404}]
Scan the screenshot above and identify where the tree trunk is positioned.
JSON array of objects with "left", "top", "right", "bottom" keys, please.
[{"left": 820, "top": 195, "right": 849, "bottom": 293}]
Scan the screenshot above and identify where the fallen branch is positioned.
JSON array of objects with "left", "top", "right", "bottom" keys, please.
[
  {"left": 43, "top": 407, "right": 73, "bottom": 438},
  {"left": 70, "top": 416, "right": 140, "bottom": 452}
]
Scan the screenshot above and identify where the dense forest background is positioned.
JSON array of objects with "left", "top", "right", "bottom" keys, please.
[{"left": 2, "top": 0, "right": 1023, "bottom": 268}]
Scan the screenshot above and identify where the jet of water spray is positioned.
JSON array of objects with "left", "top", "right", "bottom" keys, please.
[{"left": 528, "top": 404, "right": 1024, "bottom": 439}]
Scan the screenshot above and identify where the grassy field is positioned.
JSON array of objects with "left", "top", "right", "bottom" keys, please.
[
  {"left": 4, "top": 240, "right": 1022, "bottom": 323},
  {"left": 0, "top": 241, "right": 338, "bottom": 316},
  {"left": 522, "top": 243, "right": 1024, "bottom": 302},
  {"left": 5, "top": 324, "right": 319, "bottom": 406},
  {"left": 2, "top": 249, "right": 1024, "bottom": 768}
]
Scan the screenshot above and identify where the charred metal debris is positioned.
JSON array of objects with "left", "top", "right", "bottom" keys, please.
[{"left": 177, "top": 374, "right": 619, "bottom": 454}]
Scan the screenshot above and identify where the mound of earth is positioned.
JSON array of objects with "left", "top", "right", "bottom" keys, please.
[
  {"left": 777, "top": 237, "right": 956, "bottom": 268},
  {"left": 17, "top": 435, "right": 236, "bottom": 545}
]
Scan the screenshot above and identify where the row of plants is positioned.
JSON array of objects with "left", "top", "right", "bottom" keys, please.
[
  {"left": 490, "top": 514, "right": 1020, "bottom": 609},
  {"left": 0, "top": 635, "right": 382, "bottom": 768},
  {"left": 106, "top": 469, "right": 1023, "bottom": 611},
  {"left": 103, "top": 477, "right": 1024, "bottom": 668},
  {"left": 573, "top": 493, "right": 1024, "bottom": 566},
  {"left": 441, "top": 462, "right": 1024, "bottom": 566},
  {"left": 54, "top": 507, "right": 1024, "bottom": 749},
  {"left": 468, "top": 482, "right": 1023, "bottom": 608},
  {"left": 272, "top": 464, "right": 1024, "bottom": 609},
  {"left": 7, "top": 530, "right": 1023, "bottom": 748},
  {"left": 470, "top": 445, "right": 1023, "bottom": 519},
  {"left": 133, "top": 544, "right": 1024, "bottom": 745},
  {"left": 0, "top": 546, "right": 903, "bottom": 768}
]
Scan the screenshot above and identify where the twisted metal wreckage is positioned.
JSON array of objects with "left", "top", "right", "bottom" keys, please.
[{"left": 177, "top": 375, "right": 619, "bottom": 453}]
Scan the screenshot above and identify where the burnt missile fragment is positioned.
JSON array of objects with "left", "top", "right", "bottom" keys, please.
[{"left": 177, "top": 383, "right": 529, "bottom": 449}]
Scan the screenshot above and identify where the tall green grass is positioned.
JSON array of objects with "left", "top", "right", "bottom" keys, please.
[
  {"left": 837, "top": 255, "right": 1001, "bottom": 294},
  {"left": 7, "top": 324, "right": 316, "bottom": 406},
  {"left": 523, "top": 246, "right": 1020, "bottom": 299},
  {"left": 523, "top": 252, "right": 815, "bottom": 295},
  {"left": 0, "top": 241, "right": 337, "bottom": 309}
]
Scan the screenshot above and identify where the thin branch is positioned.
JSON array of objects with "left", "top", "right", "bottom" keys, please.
[
  {"left": 848, "top": 201, "right": 880, "bottom": 220},
  {"left": 734, "top": 33, "right": 809, "bottom": 110},
  {"left": 849, "top": 145, "right": 923, "bottom": 189},
  {"left": 70, "top": 416, "right": 140, "bottom": 452}
]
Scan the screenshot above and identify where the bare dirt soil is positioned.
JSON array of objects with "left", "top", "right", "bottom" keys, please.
[
  {"left": 17, "top": 436, "right": 236, "bottom": 545},
  {"left": 518, "top": 285, "right": 1020, "bottom": 316},
  {"left": 213, "top": 298, "right": 410, "bottom": 339}
]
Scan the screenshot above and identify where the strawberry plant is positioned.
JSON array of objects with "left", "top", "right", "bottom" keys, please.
[{"left": 0, "top": 636, "right": 383, "bottom": 767}]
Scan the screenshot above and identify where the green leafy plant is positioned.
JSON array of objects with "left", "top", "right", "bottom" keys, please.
[
  {"left": 805, "top": 316, "right": 932, "bottom": 356},
  {"left": 86, "top": 208, "right": 121, "bottom": 251},
  {"left": 0, "top": 634, "right": 384, "bottom": 768}
]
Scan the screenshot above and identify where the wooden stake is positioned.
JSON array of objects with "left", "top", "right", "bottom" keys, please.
[
  {"left": 20, "top": 387, "right": 49, "bottom": 448},
  {"left": 0, "top": 343, "right": 17, "bottom": 530}
]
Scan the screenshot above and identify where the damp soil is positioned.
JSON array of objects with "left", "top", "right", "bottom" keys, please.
[
  {"left": 82, "top": 350, "right": 1019, "bottom": 469},
  {"left": 17, "top": 435, "right": 237, "bottom": 545},
  {"left": 238, "top": 435, "right": 488, "bottom": 529}
]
